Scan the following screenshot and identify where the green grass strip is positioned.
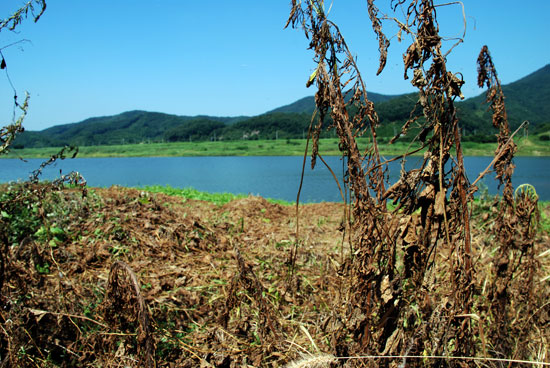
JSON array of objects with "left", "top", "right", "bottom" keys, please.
[
  {"left": 5, "top": 136, "right": 549, "bottom": 159},
  {"left": 140, "top": 185, "right": 293, "bottom": 206}
]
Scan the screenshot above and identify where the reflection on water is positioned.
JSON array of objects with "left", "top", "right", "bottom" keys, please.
[{"left": 1, "top": 156, "right": 549, "bottom": 202}]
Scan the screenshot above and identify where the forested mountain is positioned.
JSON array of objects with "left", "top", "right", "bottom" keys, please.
[
  {"left": 457, "top": 64, "right": 550, "bottom": 134},
  {"left": 14, "top": 111, "right": 249, "bottom": 148},
  {"left": 12, "top": 64, "right": 549, "bottom": 148},
  {"left": 267, "top": 91, "right": 401, "bottom": 114}
]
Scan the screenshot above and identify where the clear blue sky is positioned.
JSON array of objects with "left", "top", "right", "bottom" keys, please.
[{"left": 0, "top": 1, "right": 548, "bottom": 131}]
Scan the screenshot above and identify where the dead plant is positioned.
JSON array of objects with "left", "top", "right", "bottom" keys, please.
[
  {"left": 220, "top": 247, "right": 282, "bottom": 365},
  {"left": 477, "top": 45, "right": 543, "bottom": 361},
  {"left": 287, "top": 1, "right": 544, "bottom": 366},
  {"left": 103, "top": 260, "right": 155, "bottom": 368}
]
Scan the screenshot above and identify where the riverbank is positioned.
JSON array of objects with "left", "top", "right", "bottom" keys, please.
[{"left": 5, "top": 136, "right": 550, "bottom": 158}]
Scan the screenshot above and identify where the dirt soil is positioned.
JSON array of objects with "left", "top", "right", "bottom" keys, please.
[{"left": 1, "top": 186, "right": 549, "bottom": 367}]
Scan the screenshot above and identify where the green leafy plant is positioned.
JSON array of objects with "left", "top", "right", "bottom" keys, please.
[{"left": 35, "top": 261, "right": 50, "bottom": 274}]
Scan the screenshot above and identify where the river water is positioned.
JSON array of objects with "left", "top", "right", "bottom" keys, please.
[{"left": 1, "top": 156, "right": 549, "bottom": 202}]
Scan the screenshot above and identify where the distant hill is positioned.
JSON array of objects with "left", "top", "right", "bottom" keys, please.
[
  {"left": 350, "top": 64, "right": 550, "bottom": 139},
  {"left": 14, "top": 111, "right": 250, "bottom": 148},
  {"left": 457, "top": 64, "right": 550, "bottom": 134},
  {"left": 12, "top": 64, "right": 549, "bottom": 148},
  {"left": 268, "top": 91, "right": 401, "bottom": 114}
]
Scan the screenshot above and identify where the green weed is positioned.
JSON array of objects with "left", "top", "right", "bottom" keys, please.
[{"left": 35, "top": 261, "right": 50, "bottom": 275}]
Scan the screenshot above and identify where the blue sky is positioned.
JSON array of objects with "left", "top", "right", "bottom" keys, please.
[{"left": 0, "top": 1, "right": 548, "bottom": 131}]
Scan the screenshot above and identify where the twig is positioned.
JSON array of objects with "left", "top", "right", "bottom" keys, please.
[
  {"left": 28, "top": 308, "right": 109, "bottom": 328},
  {"left": 317, "top": 153, "right": 345, "bottom": 203}
]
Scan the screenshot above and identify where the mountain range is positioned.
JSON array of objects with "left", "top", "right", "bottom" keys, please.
[{"left": 13, "top": 64, "right": 550, "bottom": 148}]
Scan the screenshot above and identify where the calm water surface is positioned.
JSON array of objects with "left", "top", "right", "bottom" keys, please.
[{"left": 1, "top": 156, "right": 549, "bottom": 202}]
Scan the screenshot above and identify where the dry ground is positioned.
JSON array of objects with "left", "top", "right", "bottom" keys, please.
[{"left": 1, "top": 186, "right": 549, "bottom": 367}]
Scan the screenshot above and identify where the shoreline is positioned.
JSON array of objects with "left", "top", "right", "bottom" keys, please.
[{"left": 4, "top": 137, "right": 550, "bottom": 158}]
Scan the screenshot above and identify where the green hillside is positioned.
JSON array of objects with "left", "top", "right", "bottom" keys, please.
[
  {"left": 14, "top": 111, "right": 248, "bottom": 148},
  {"left": 457, "top": 64, "right": 550, "bottom": 136},
  {"left": 267, "top": 91, "right": 401, "bottom": 114},
  {"left": 12, "top": 64, "right": 549, "bottom": 148}
]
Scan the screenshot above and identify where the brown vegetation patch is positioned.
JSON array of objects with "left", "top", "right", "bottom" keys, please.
[{"left": 1, "top": 185, "right": 548, "bottom": 367}]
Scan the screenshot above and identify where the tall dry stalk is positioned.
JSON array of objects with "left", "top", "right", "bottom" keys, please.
[
  {"left": 477, "top": 45, "right": 542, "bottom": 360},
  {"left": 285, "top": 1, "right": 526, "bottom": 366}
]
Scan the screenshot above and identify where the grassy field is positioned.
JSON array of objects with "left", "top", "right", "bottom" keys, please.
[{"left": 5, "top": 136, "right": 549, "bottom": 158}]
